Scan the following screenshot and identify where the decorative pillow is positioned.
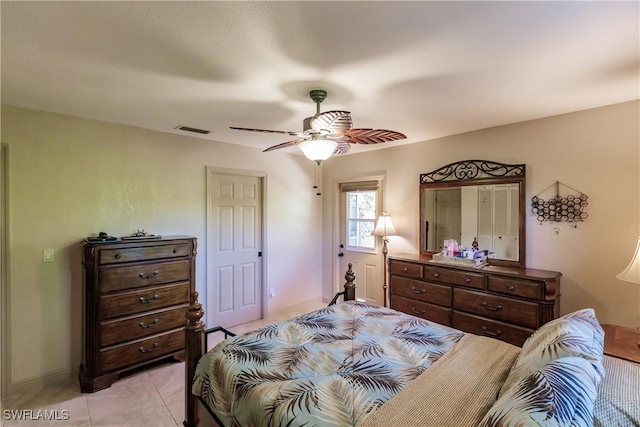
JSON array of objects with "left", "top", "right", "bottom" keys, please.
[
  {"left": 499, "top": 308, "right": 605, "bottom": 398},
  {"left": 480, "top": 309, "right": 606, "bottom": 427},
  {"left": 478, "top": 356, "right": 601, "bottom": 427}
]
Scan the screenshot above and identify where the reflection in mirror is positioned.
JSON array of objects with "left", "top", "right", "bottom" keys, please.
[
  {"left": 422, "top": 184, "right": 519, "bottom": 260},
  {"left": 420, "top": 160, "right": 526, "bottom": 268}
]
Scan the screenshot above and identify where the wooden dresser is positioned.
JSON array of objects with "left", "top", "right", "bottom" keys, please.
[
  {"left": 389, "top": 253, "right": 561, "bottom": 346},
  {"left": 80, "top": 236, "right": 197, "bottom": 392}
]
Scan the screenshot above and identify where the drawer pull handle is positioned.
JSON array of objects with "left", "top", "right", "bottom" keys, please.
[
  {"left": 481, "top": 326, "right": 503, "bottom": 337},
  {"left": 138, "top": 343, "right": 159, "bottom": 353},
  {"left": 410, "top": 286, "right": 426, "bottom": 294},
  {"left": 139, "top": 271, "right": 159, "bottom": 279},
  {"left": 173, "top": 249, "right": 178, "bottom": 253},
  {"left": 139, "top": 319, "right": 159, "bottom": 329},
  {"left": 411, "top": 307, "right": 426, "bottom": 315},
  {"left": 114, "top": 254, "right": 121, "bottom": 259},
  {"left": 507, "top": 285, "right": 515, "bottom": 291},
  {"left": 402, "top": 267, "right": 408, "bottom": 272},
  {"left": 482, "top": 302, "right": 502, "bottom": 311},
  {"left": 433, "top": 273, "right": 439, "bottom": 278},
  {"left": 139, "top": 294, "right": 159, "bottom": 304},
  {"left": 465, "top": 278, "right": 471, "bottom": 283}
]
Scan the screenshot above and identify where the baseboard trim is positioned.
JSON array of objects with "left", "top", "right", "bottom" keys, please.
[{"left": 7, "top": 366, "right": 78, "bottom": 397}]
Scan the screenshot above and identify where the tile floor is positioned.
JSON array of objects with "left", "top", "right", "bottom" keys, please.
[{"left": 0, "top": 300, "right": 327, "bottom": 427}]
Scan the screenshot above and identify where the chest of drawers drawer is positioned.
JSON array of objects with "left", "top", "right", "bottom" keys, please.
[
  {"left": 99, "top": 282, "right": 190, "bottom": 320},
  {"left": 97, "top": 242, "right": 191, "bottom": 265},
  {"left": 423, "top": 266, "right": 484, "bottom": 290},
  {"left": 391, "top": 295, "right": 452, "bottom": 325},
  {"left": 487, "top": 276, "right": 542, "bottom": 300},
  {"left": 452, "top": 311, "right": 534, "bottom": 347},
  {"left": 391, "top": 276, "right": 451, "bottom": 307},
  {"left": 453, "top": 288, "right": 539, "bottom": 329},
  {"left": 98, "top": 328, "right": 185, "bottom": 375},
  {"left": 99, "top": 304, "right": 188, "bottom": 347},
  {"left": 98, "top": 259, "right": 191, "bottom": 293},
  {"left": 389, "top": 260, "right": 422, "bottom": 279}
]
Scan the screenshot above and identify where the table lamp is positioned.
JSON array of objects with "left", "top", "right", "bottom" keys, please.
[{"left": 616, "top": 236, "right": 640, "bottom": 348}]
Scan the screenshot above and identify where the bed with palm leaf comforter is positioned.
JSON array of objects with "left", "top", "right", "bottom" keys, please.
[{"left": 188, "top": 300, "right": 640, "bottom": 427}]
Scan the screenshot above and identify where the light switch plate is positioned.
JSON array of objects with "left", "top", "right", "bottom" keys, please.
[{"left": 43, "top": 248, "right": 54, "bottom": 262}]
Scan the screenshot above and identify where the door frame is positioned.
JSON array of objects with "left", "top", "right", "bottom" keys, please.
[
  {"left": 1, "top": 144, "right": 9, "bottom": 397},
  {"left": 331, "top": 173, "right": 387, "bottom": 299},
  {"left": 205, "top": 167, "right": 267, "bottom": 327}
]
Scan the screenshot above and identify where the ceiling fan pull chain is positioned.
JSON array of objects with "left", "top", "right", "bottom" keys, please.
[{"left": 314, "top": 164, "right": 322, "bottom": 196}]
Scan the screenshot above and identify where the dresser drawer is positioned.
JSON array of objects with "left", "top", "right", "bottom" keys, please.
[
  {"left": 391, "top": 295, "right": 452, "bottom": 326},
  {"left": 389, "top": 260, "right": 422, "bottom": 279},
  {"left": 423, "top": 266, "right": 484, "bottom": 290},
  {"left": 99, "top": 259, "right": 190, "bottom": 293},
  {"left": 487, "top": 276, "right": 543, "bottom": 300},
  {"left": 98, "top": 243, "right": 191, "bottom": 265},
  {"left": 98, "top": 328, "right": 184, "bottom": 374},
  {"left": 452, "top": 311, "right": 534, "bottom": 347},
  {"left": 391, "top": 276, "right": 451, "bottom": 307},
  {"left": 99, "top": 282, "right": 190, "bottom": 320},
  {"left": 453, "top": 288, "right": 539, "bottom": 328},
  {"left": 99, "top": 304, "right": 188, "bottom": 347}
]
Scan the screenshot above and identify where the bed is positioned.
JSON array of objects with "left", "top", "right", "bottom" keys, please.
[{"left": 184, "top": 264, "right": 640, "bottom": 427}]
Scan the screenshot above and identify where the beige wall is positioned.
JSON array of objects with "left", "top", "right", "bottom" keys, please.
[
  {"left": 2, "top": 100, "right": 639, "bottom": 394},
  {"left": 1, "top": 105, "right": 324, "bottom": 390},
  {"left": 322, "top": 101, "right": 640, "bottom": 329}
]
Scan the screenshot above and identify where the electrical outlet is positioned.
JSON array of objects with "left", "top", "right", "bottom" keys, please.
[
  {"left": 43, "top": 248, "right": 54, "bottom": 263},
  {"left": 269, "top": 288, "right": 275, "bottom": 298}
]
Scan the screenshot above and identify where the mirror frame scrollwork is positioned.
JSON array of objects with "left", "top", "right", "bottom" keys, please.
[{"left": 420, "top": 160, "right": 526, "bottom": 268}]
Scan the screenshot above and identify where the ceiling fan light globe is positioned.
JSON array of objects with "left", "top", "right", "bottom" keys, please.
[{"left": 298, "top": 139, "right": 338, "bottom": 163}]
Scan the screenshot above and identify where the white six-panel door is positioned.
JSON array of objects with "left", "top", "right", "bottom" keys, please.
[{"left": 207, "top": 171, "right": 263, "bottom": 328}]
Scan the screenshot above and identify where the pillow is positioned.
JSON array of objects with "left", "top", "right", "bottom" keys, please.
[
  {"left": 499, "top": 308, "right": 605, "bottom": 398},
  {"left": 478, "top": 356, "right": 601, "bottom": 427},
  {"left": 480, "top": 309, "right": 606, "bottom": 427}
]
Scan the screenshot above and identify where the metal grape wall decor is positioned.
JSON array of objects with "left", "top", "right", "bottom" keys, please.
[{"left": 531, "top": 181, "right": 588, "bottom": 224}]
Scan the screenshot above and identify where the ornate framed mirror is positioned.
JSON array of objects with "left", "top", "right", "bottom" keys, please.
[{"left": 420, "top": 160, "right": 526, "bottom": 268}]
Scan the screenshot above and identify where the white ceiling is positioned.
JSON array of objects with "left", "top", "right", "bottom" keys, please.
[{"left": 1, "top": 1, "right": 638, "bottom": 155}]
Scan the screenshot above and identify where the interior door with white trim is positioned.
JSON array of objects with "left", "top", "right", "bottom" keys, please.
[{"left": 207, "top": 172, "right": 263, "bottom": 328}]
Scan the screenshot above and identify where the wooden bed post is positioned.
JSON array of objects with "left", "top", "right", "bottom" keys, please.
[
  {"left": 184, "top": 291, "right": 205, "bottom": 427},
  {"left": 344, "top": 262, "right": 356, "bottom": 301}
]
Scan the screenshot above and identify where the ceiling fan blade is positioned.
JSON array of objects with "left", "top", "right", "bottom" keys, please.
[
  {"left": 310, "top": 111, "right": 352, "bottom": 137},
  {"left": 333, "top": 142, "right": 352, "bottom": 155},
  {"left": 230, "top": 126, "right": 302, "bottom": 137},
  {"left": 344, "top": 128, "right": 407, "bottom": 145},
  {"left": 262, "top": 138, "right": 308, "bottom": 152}
]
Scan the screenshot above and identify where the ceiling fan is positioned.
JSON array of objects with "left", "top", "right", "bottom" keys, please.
[{"left": 230, "top": 89, "right": 406, "bottom": 164}]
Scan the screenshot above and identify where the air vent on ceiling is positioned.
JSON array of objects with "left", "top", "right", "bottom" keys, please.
[{"left": 175, "top": 125, "right": 211, "bottom": 135}]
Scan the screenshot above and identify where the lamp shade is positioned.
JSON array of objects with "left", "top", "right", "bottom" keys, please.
[
  {"left": 372, "top": 213, "right": 397, "bottom": 237},
  {"left": 617, "top": 237, "right": 640, "bottom": 285},
  {"left": 298, "top": 139, "right": 337, "bottom": 164}
]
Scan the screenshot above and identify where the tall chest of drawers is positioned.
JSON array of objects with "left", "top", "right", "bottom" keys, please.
[
  {"left": 389, "top": 254, "right": 561, "bottom": 347},
  {"left": 80, "top": 236, "right": 196, "bottom": 392}
]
